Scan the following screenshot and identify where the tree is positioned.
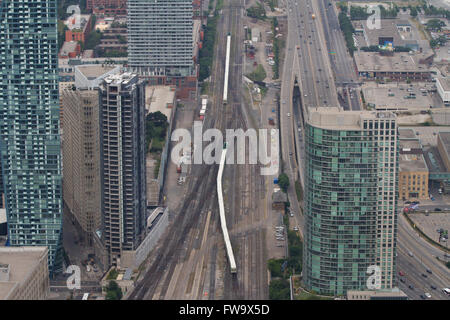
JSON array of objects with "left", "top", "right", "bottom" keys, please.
[
  {"left": 278, "top": 173, "right": 290, "bottom": 192},
  {"left": 105, "top": 280, "right": 122, "bottom": 300},
  {"left": 269, "top": 279, "right": 290, "bottom": 300}
]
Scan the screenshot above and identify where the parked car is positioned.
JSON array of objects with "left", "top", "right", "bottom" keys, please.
[
  {"left": 409, "top": 285, "right": 414, "bottom": 290},
  {"left": 435, "top": 208, "right": 442, "bottom": 211},
  {"left": 426, "top": 269, "right": 432, "bottom": 274}
]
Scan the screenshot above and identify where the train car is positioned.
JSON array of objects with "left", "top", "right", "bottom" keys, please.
[
  {"left": 217, "top": 143, "right": 237, "bottom": 273},
  {"left": 223, "top": 33, "right": 231, "bottom": 105}
]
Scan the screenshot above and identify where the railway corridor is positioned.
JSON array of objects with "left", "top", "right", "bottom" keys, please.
[{"left": 129, "top": 0, "right": 270, "bottom": 300}]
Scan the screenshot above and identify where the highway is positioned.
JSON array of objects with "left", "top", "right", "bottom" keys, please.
[
  {"left": 278, "top": 0, "right": 449, "bottom": 300},
  {"left": 397, "top": 213, "right": 450, "bottom": 300},
  {"left": 316, "top": 0, "right": 361, "bottom": 110}
]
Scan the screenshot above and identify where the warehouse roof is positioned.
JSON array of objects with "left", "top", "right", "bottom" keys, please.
[{"left": 354, "top": 52, "right": 429, "bottom": 73}]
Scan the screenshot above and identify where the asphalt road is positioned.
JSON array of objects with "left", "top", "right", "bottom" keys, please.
[{"left": 397, "top": 213, "right": 450, "bottom": 300}]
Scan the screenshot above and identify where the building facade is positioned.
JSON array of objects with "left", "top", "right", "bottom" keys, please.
[
  {"left": 61, "top": 66, "right": 119, "bottom": 246},
  {"left": 303, "top": 108, "right": 398, "bottom": 296},
  {"left": 127, "top": 0, "right": 197, "bottom": 99},
  {"left": 0, "top": 0, "right": 63, "bottom": 273},
  {"left": 99, "top": 73, "right": 147, "bottom": 266},
  {"left": 398, "top": 140, "right": 428, "bottom": 201},
  {"left": 0, "top": 247, "right": 49, "bottom": 300}
]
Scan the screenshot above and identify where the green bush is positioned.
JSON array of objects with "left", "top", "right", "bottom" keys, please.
[
  {"left": 269, "top": 279, "right": 290, "bottom": 300},
  {"left": 105, "top": 280, "right": 122, "bottom": 300},
  {"left": 247, "top": 64, "right": 267, "bottom": 82},
  {"left": 268, "top": 258, "right": 285, "bottom": 278},
  {"left": 278, "top": 173, "right": 290, "bottom": 192},
  {"left": 247, "top": 3, "right": 266, "bottom": 20}
]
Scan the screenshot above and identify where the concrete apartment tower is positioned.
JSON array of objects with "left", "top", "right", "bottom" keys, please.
[
  {"left": 61, "top": 65, "right": 120, "bottom": 246},
  {"left": 99, "top": 73, "right": 147, "bottom": 266},
  {"left": 0, "top": 0, "right": 63, "bottom": 273},
  {"left": 303, "top": 108, "right": 399, "bottom": 296},
  {"left": 127, "top": 0, "right": 197, "bottom": 98}
]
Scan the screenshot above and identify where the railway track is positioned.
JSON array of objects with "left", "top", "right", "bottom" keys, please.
[{"left": 129, "top": 0, "right": 268, "bottom": 300}]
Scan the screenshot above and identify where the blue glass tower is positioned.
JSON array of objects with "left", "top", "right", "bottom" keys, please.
[{"left": 0, "top": 1, "right": 63, "bottom": 273}]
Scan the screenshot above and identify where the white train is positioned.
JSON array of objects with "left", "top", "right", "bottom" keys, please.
[
  {"left": 223, "top": 33, "right": 231, "bottom": 105},
  {"left": 217, "top": 143, "right": 237, "bottom": 273}
]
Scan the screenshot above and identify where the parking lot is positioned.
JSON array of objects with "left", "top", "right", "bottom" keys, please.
[
  {"left": 362, "top": 83, "right": 443, "bottom": 111},
  {"left": 409, "top": 212, "right": 450, "bottom": 245}
]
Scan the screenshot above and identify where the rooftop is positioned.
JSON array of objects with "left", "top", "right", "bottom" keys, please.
[
  {"left": 65, "top": 14, "right": 91, "bottom": 33},
  {"left": 145, "top": 86, "right": 176, "bottom": 121},
  {"left": 438, "top": 132, "right": 450, "bottom": 157},
  {"left": 399, "top": 139, "right": 422, "bottom": 151},
  {"left": 400, "top": 153, "right": 428, "bottom": 172},
  {"left": 76, "top": 65, "right": 117, "bottom": 80},
  {"left": 0, "top": 247, "right": 47, "bottom": 300},
  {"left": 307, "top": 107, "right": 396, "bottom": 130},
  {"left": 354, "top": 52, "right": 430, "bottom": 73},
  {"left": 399, "top": 128, "right": 417, "bottom": 140},
  {"left": 436, "top": 77, "right": 450, "bottom": 91},
  {"left": 60, "top": 41, "right": 79, "bottom": 56}
]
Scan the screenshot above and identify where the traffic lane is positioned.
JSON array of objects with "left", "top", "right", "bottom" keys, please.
[
  {"left": 398, "top": 213, "right": 448, "bottom": 261},
  {"left": 397, "top": 250, "right": 449, "bottom": 300},
  {"left": 397, "top": 216, "right": 450, "bottom": 287}
]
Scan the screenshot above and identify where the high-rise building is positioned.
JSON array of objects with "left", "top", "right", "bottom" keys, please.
[
  {"left": 99, "top": 73, "right": 147, "bottom": 266},
  {"left": 0, "top": 0, "right": 63, "bottom": 273},
  {"left": 303, "top": 108, "right": 398, "bottom": 296},
  {"left": 0, "top": 246, "right": 49, "bottom": 300},
  {"left": 127, "top": 0, "right": 197, "bottom": 99},
  {"left": 61, "top": 65, "right": 120, "bottom": 246}
]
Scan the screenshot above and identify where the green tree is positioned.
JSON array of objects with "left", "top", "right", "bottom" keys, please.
[
  {"left": 278, "top": 173, "right": 290, "bottom": 192},
  {"left": 105, "top": 281, "right": 122, "bottom": 300},
  {"left": 269, "top": 279, "right": 290, "bottom": 300}
]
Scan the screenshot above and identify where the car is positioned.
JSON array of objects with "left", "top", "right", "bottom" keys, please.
[
  {"left": 405, "top": 201, "right": 411, "bottom": 204},
  {"left": 399, "top": 271, "right": 405, "bottom": 276},
  {"left": 425, "top": 293, "right": 431, "bottom": 298},
  {"left": 435, "top": 208, "right": 442, "bottom": 211},
  {"left": 412, "top": 201, "right": 420, "bottom": 205},
  {"left": 287, "top": 113, "right": 291, "bottom": 117},
  {"left": 290, "top": 213, "right": 294, "bottom": 217},
  {"left": 408, "top": 251, "right": 414, "bottom": 257},
  {"left": 289, "top": 152, "right": 293, "bottom": 156},
  {"left": 400, "top": 278, "right": 405, "bottom": 283},
  {"left": 430, "top": 285, "right": 437, "bottom": 290},
  {"left": 409, "top": 285, "right": 414, "bottom": 290},
  {"left": 293, "top": 226, "right": 299, "bottom": 231},
  {"left": 442, "top": 288, "right": 450, "bottom": 295},
  {"left": 426, "top": 269, "right": 432, "bottom": 274},
  {"left": 420, "top": 294, "right": 426, "bottom": 300},
  {"left": 422, "top": 273, "right": 428, "bottom": 278}
]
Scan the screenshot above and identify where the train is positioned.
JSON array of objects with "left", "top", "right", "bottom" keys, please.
[
  {"left": 217, "top": 143, "right": 237, "bottom": 273},
  {"left": 223, "top": 33, "right": 231, "bottom": 105}
]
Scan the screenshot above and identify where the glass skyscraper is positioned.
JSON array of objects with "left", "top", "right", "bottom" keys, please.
[
  {"left": 303, "top": 108, "right": 398, "bottom": 296},
  {"left": 0, "top": 1, "right": 63, "bottom": 273}
]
